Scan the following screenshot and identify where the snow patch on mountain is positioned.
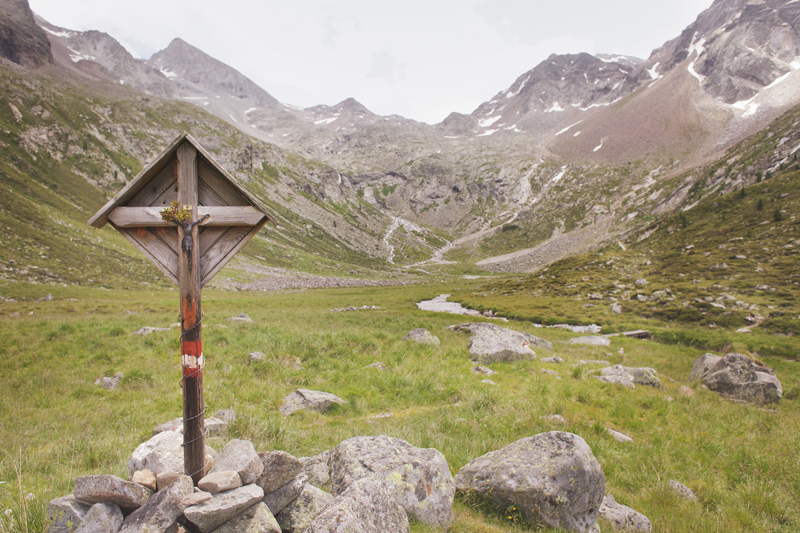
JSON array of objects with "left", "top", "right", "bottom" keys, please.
[
  {"left": 479, "top": 115, "right": 502, "bottom": 128},
  {"left": 556, "top": 120, "right": 582, "bottom": 136},
  {"left": 687, "top": 32, "right": 707, "bottom": 84}
]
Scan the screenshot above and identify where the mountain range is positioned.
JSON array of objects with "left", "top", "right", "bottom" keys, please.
[{"left": 1, "top": 0, "right": 799, "bottom": 286}]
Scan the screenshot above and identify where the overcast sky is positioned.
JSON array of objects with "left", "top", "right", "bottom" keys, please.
[{"left": 29, "top": 0, "right": 712, "bottom": 124}]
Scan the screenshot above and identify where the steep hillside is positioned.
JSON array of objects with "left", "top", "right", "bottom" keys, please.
[
  {"left": 0, "top": 0, "right": 51, "bottom": 68},
  {"left": 0, "top": 60, "right": 449, "bottom": 289}
]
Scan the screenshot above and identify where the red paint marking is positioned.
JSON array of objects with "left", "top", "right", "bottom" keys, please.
[{"left": 182, "top": 340, "right": 201, "bottom": 356}]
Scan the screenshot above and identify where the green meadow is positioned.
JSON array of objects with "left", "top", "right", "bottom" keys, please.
[{"left": 0, "top": 278, "right": 798, "bottom": 533}]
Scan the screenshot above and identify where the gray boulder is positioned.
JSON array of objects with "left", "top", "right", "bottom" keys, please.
[
  {"left": 128, "top": 432, "right": 184, "bottom": 477},
  {"left": 183, "top": 484, "right": 264, "bottom": 533},
  {"left": 198, "top": 471, "right": 242, "bottom": 495},
  {"left": 668, "top": 480, "right": 697, "bottom": 501},
  {"left": 689, "top": 353, "right": 721, "bottom": 382},
  {"left": 594, "top": 371, "right": 635, "bottom": 389},
  {"left": 151, "top": 417, "right": 227, "bottom": 438},
  {"left": 329, "top": 435, "right": 454, "bottom": 528},
  {"left": 598, "top": 494, "right": 652, "bottom": 532},
  {"left": 301, "top": 450, "right": 331, "bottom": 488},
  {"left": 118, "top": 475, "right": 193, "bottom": 533},
  {"left": 402, "top": 328, "right": 440, "bottom": 346},
  {"left": 210, "top": 439, "right": 263, "bottom": 485},
  {"left": 596, "top": 365, "right": 662, "bottom": 388},
  {"left": 47, "top": 495, "right": 92, "bottom": 533},
  {"left": 279, "top": 389, "right": 347, "bottom": 416},
  {"left": 74, "top": 503, "right": 123, "bottom": 533},
  {"left": 275, "top": 484, "right": 333, "bottom": 533},
  {"left": 568, "top": 336, "right": 611, "bottom": 346},
  {"left": 262, "top": 473, "right": 307, "bottom": 516},
  {"left": 73, "top": 476, "right": 153, "bottom": 512},
  {"left": 611, "top": 303, "right": 623, "bottom": 315},
  {"left": 95, "top": 373, "right": 123, "bottom": 391},
  {"left": 212, "top": 503, "right": 280, "bottom": 533},
  {"left": 255, "top": 451, "right": 303, "bottom": 493},
  {"left": 248, "top": 351, "right": 266, "bottom": 364},
  {"left": 541, "top": 356, "right": 563, "bottom": 364},
  {"left": 691, "top": 353, "right": 782, "bottom": 404},
  {"left": 305, "top": 478, "right": 410, "bottom": 533},
  {"left": 454, "top": 431, "right": 605, "bottom": 533},
  {"left": 227, "top": 313, "right": 255, "bottom": 323},
  {"left": 448, "top": 323, "right": 551, "bottom": 364}
]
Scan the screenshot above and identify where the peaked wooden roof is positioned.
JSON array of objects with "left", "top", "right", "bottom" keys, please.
[{"left": 88, "top": 132, "right": 276, "bottom": 228}]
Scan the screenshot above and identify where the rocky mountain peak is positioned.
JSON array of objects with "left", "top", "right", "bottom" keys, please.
[
  {"left": 0, "top": 0, "right": 52, "bottom": 68},
  {"left": 147, "top": 38, "right": 282, "bottom": 109},
  {"left": 648, "top": 0, "right": 800, "bottom": 105},
  {"left": 470, "top": 52, "right": 647, "bottom": 137}
]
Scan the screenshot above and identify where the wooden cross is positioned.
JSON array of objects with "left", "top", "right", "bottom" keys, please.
[{"left": 89, "top": 133, "right": 275, "bottom": 484}]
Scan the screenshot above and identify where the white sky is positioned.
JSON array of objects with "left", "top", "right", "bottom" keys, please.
[{"left": 29, "top": 0, "right": 712, "bottom": 124}]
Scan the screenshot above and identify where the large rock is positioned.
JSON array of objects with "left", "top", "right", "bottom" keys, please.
[
  {"left": 448, "top": 323, "right": 551, "bottom": 364},
  {"left": 198, "top": 471, "right": 242, "bottom": 495},
  {"left": 262, "top": 473, "right": 307, "bottom": 516},
  {"left": 74, "top": 503, "right": 123, "bottom": 533},
  {"left": 210, "top": 439, "right": 263, "bottom": 485},
  {"left": 454, "top": 431, "right": 605, "bottom": 533},
  {"left": 256, "top": 451, "right": 303, "bottom": 493},
  {"left": 183, "top": 484, "right": 264, "bottom": 533},
  {"left": 275, "top": 484, "right": 333, "bottom": 533},
  {"left": 128, "top": 432, "right": 184, "bottom": 477},
  {"left": 212, "top": 503, "right": 280, "bottom": 533},
  {"left": 47, "top": 495, "right": 92, "bottom": 533},
  {"left": 305, "top": 478, "right": 410, "bottom": 533},
  {"left": 690, "top": 353, "right": 782, "bottom": 404},
  {"left": 279, "top": 389, "right": 347, "bottom": 416},
  {"left": 689, "top": 353, "right": 722, "bottom": 381},
  {"left": 118, "top": 475, "right": 193, "bottom": 533},
  {"left": 329, "top": 435, "right": 454, "bottom": 528},
  {"left": 597, "top": 365, "right": 661, "bottom": 388},
  {"left": 568, "top": 336, "right": 611, "bottom": 346},
  {"left": 73, "top": 475, "right": 153, "bottom": 512},
  {"left": 599, "top": 494, "right": 651, "bottom": 532},
  {"left": 151, "top": 417, "right": 227, "bottom": 438},
  {"left": 402, "top": 328, "right": 440, "bottom": 346},
  {"left": 300, "top": 451, "right": 331, "bottom": 488}
]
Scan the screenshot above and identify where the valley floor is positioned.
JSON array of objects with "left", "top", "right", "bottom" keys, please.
[{"left": 0, "top": 279, "right": 798, "bottom": 533}]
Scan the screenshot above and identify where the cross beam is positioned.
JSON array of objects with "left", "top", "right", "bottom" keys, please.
[{"left": 108, "top": 206, "right": 267, "bottom": 228}]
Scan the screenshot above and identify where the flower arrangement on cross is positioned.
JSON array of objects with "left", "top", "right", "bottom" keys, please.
[{"left": 160, "top": 201, "right": 210, "bottom": 270}]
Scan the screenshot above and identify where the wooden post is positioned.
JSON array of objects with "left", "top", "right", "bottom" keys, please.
[{"left": 177, "top": 143, "right": 205, "bottom": 485}]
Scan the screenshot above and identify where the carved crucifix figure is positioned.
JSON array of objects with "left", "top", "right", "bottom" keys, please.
[{"left": 178, "top": 213, "right": 210, "bottom": 272}]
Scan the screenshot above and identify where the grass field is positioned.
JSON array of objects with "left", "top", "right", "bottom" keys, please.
[{"left": 0, "top": 279, "right": 798, "bottom": 533}]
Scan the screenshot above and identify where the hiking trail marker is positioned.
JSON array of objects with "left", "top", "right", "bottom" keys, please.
[{"left": 89, "top": 132, "right": 276, "bottom": 483}]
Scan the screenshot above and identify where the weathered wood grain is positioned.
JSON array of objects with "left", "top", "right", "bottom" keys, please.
[
  {"left": 129, "top": 160, "right": 177, "bottom": 208},
  {"left": 108, "top": 206, "right": 266, "bottom": 227},
  {"left": 177, "top": 142, "right": 205, "bottom": 485},
  {"left": 201, "top": 221, "right": 267, "bottom": 286},
  {"left": 117, "top": 227, "right": 179, "bottom": 283}
]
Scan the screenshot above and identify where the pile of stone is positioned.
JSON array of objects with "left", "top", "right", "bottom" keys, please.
[{"left": 48, "top": 431, "right": 650, "bottom": 533}]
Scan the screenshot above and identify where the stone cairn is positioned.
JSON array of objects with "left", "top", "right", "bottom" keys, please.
[{"left": 47, "top": 427, "right": 653, "bottom": 533}]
